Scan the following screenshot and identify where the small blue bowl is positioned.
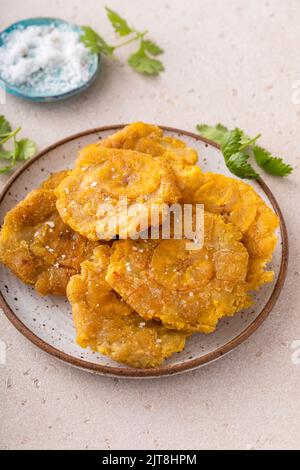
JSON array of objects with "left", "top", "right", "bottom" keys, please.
[{"left": 0, "top": 17, "right": 100, "bottom": 102}]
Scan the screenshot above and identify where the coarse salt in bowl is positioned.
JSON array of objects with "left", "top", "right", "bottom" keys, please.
[{"left": 0, "top": 18, "right": 100, "bottom": 102}]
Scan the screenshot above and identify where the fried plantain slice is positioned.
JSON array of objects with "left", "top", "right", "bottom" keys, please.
[
  {"left": 0, "top": 172, "right": 98, "bottom": 296},
  {"left": 193, "top": 173, "right": 279, "bottom": 289},
  {"left": 106, "top": 212, "right": 252, "bottom": 333},
  {"left": 67, "top": 245, "right": 187, "bottom": 368},
  {"left": 78, "top": 122, "right": 204, "bottom": 202},
  {"left": 55, "top": 147, "right": 181, "bottom": 241}
]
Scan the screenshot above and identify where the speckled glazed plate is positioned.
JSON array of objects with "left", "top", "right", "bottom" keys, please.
[{"left": 0, "top": 126, "right": 288, "bottom": 378}]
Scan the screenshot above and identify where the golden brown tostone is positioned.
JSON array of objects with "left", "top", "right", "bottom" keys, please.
[
  {"left": 79, "top": 122, "right": 204, "bottom": 202},
  {"left": 55, "top": 146, "right": 181, "bottom": 241},
  {"left": 106, "top": 212, "right": 253, "bottom": 333},
  {"left": 0, "top": 172, "right": 98, "bottom": 296},
  {"left": 67, "top": 245, "right": 187, "bottom": 368},
  {"left": 193, "top": 173, "right": 279, "bottom": 289}
]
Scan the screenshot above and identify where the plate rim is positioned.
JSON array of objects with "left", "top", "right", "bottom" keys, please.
[{"left": 0, "top": 124, "right": 289, "bottom": 378}]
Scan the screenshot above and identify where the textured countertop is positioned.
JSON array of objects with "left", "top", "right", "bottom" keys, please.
[{"left": 1, "top": 0, "right": 300, "bottom": 450}]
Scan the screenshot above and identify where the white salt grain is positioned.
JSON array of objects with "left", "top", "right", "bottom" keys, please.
[
  {"left": 45, "top": 221, "right": 55, "bottom": 228},
  {"left": 0, "top": 24, "right": 95, "bottom": 95},
  {"left": 125, "top": 262, "right": 132, "bottom": 272}
]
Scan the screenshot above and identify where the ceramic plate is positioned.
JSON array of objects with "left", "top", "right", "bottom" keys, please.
[{"left": 0, "top": 126, "right": 288, "bottom": 378}]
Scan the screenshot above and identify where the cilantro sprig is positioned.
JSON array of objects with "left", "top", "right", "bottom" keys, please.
[
  {"left": 0, "top": 115, "right": 37, "bottom": 174},
  {"left": 253, "top": 146, "right": 292, "bottom": 176},
  {"left": 80, "top": 7, "right": 164, "bottom": 76},
  {"left": 196, "top": 123, "right": 292, "bottom": 179}
]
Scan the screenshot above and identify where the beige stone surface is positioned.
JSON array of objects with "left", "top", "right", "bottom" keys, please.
[{"left": 0, "top": 0, "right": 300, "bottom": 450}]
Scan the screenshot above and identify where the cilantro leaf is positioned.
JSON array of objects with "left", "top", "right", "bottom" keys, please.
[
  {"left": 0, "top": 115, "right": 12, "bottom": 136},
  {"left": 253, "top": 146, "right": 293, "bottom": 176},
  {"left": 221, "top": 129, "right": 259, "bottom": 179},
  {"left": 80, "top": 26, "right": 115, "bottom": 56},
  {"left": 221, "top": 128, "right": 243, "bottom": 160},
  {"left": 226, "top": 152, "right": 259, "bottom": 179},
  {"left": 197, "top": 123, "right": 256, "bottom": 149},
  {"left": 142, "top": 39, "right": 164, "bottom": 56},
  {"left": 196, "top": 123, "right": 230, "bottom": 146},
  {"left": 15, "top": 139, "right": 37, "bottom": 161},
  {"left": 0, "top": 148, "right": 13, "bottom": 160},
  {"left": 0, "top": 116, "right": 37, "bottom": 173},
  {"left": 128, "top": 47, "right": 164, "bottom": 75},
  {"left": 105, "top": 7, "right": 133, "bottom": 36}
]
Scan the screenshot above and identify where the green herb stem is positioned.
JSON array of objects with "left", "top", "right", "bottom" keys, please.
[
  {"left": 0, "top": 126, "right": 21, "bottom": 147},
  {"left": 239, "top": 133, "right": 261, "bottom": 151},
  {"left": 114, "top": 30, "right": 148, "bottom": 50}
]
